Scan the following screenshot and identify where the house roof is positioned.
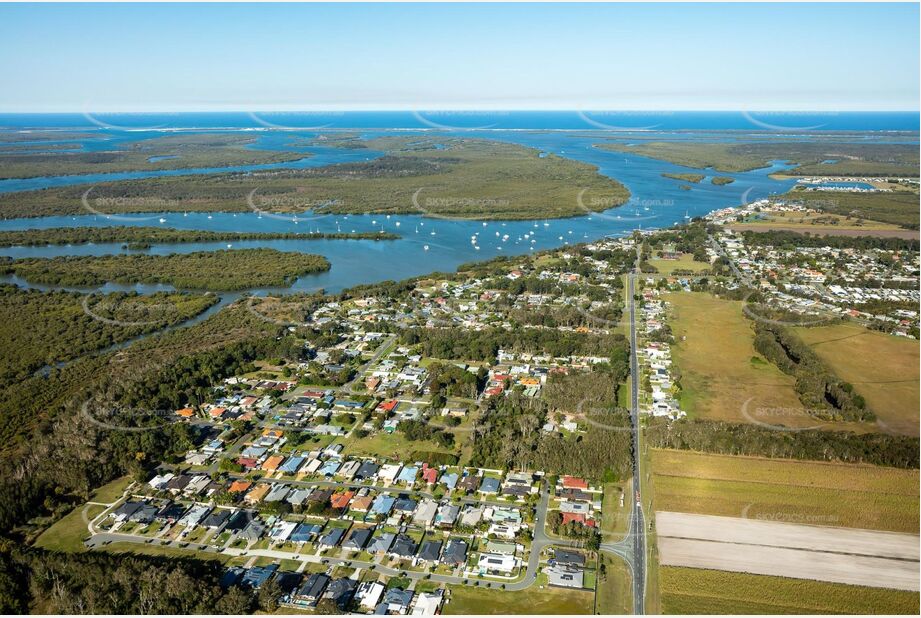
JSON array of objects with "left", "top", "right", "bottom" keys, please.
[
  {"left": 343, "top": 526, "right": 374, "bottom": 549},
  {"left": 441, "top": 539, "right": 468, "bottom": 565},
  {"left": 330, "top": 491, "right": 355, "bottom": 510},
  {"left": 367, "top": 532, "right": 395, "bottom": 553},
  {"left": 389, "top": 534, "right": 417, "bottom": 557},
  {"left": 418, "top": 540, "right": 442, "bottom": 562},
  {"left": 479, "top": 477, "right": 501, "bottom": 493}
]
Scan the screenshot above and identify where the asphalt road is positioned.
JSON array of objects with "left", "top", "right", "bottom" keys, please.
[{"left": 626, "top": 270, "right": 647, "bottom": 614}]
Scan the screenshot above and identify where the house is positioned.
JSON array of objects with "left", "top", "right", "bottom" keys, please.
[
  {"left": 396, "top": 466, "right": 418, "bottom": 486},
  {"left": 337, "top": 459, "right": 361, "bottom": 480},
  {"left": 319, "top": 460, "right": 341, "bottom": 477},
  {"left": 201, "top": 509, "right": 232, "bottom": 530},
  {"left": 293, "top": 573, "right": 330, "bottom": 608},
  {"left": 290, "top": 522, "right": 323, "bottom": 543},
  {"left": 551, "top": 548, "right": 586, "bottom": 568},
  {"left": 164, "top": 474, "right": 193, "bottom": 494},
  {"left": 322, "top": 577, "right": 358, "bottom": 610},
  {"left": 378, "top": 464, "right": 402, "bottom": 484},
  {"left": 488, "top": 506, "right": 522, "bottom": 524},
  {"left": 279, "top": 456, "right": 305, "bottom": 475},
  {"left": 302, "top": 458, "right": 323, "bottom": 475},
  {"left": 307, "top": 488, "right": 333, "bottom": 504},
  {"left": 274, "top": 571, "right": 303, "bottom": 596},
  {"left": 342, "top": 526, "right": 374, "bottom": 550},
  {"left": 240, "top": 519, "right": 267, "bottom": 542},
  {"left": 370, "top": 494, "right": 396, "bottom": 516},
  {"left": 561, "top": 512, "right": 595, "bottom": 527},
  {"left": 128, "top": 503, "right": 159, "bottom": 525},
  {"left": 155, "top": 502, "right": 187, "bottom": 525},
  {"left": 148, "top": 472, "right": 174, "bottom": 490},
  {"left": 417, "top": 540, "right": 442, "bottom": 563},
  {"left": 441, "top": 539, "right": 468, "bottom": 566},
  {"left": 244, "top": 484, "right": 271, "bottom": 505},
  {"left": 439, "top": 472, "right": 458, "bottom": 491},
  {"left": 459, "top": 505, "right": 484, "bottom": 527},
  {"left": 421, "top": 465, "right": 438, "bottom": 485},
  {"left": 228, "top": 479, "right": 253, "bottom": 494},
  {"left": 269, "top": 520, "right": 298, "bottom": 542},
  {"left": 224, "top": 509, "right": 255, "bottom": 534},
  {"left": 434, "top": 503, "right": 460, "bottom": 528},
  {"left": 562, "top": 475, "right": 589, "bottom": 490},
  {"left": 317, "top": 526, "right": 347, "bottom": 548},
  {"left": 412, "top": 499, "right": 438, "bottom": 527},
  {"left": 355, "top": 461, "right": 380, "bottom": 481},
  {"left": 380, "top": 588, "right": 414, "bottom": 615},
  {"left": 477, "top": 553, "right": 516, "bottom": 575},
  {"left": 356, "top": 581, "right": 386, "bottom": 610},
  {"left": 388, "top": 534, "right": 417, "bottom": 559},
  {"left": 393, "top": 496, "right": 418, "bottom": 514},
  {"left": 350, "top": 495, "right": 374, "bottom": 512},
  {"left": 286, "top": 488, "right": 312, "bottom": 506},
  {"left": 178, "top": 504, "right": 211, "bottom": 528},
  {"left": 410, "top": 590, "right": 444, "bottom": 616},
  {"left": 485, "top": 540, "right": 517, "bottom": 555},
  {"left": 547, "top": 565, "right": 584, "bottom": 589},
  {"left": 479, "top": 477, "right": 500, "bottom": 494},
  {"left": 241, "top": 563, "right": 278, "bottom": 590},
  {"left": 487, "top": 523, "right": 520, "bottom": 540},
  {"left": 367, "top": 532, "right": 396, "bottom": 554},
  {"left": 457, "top": 474, "right": 480, "bottom": 494},
  {"left": 330, "top": 490, "right": 355, "bottom": 510},
  {"left": 261, "top": 455, "right": 285, "bottom": 472},
  {"left": 264, "top": 485, "right": 290, "bottom": 503}
]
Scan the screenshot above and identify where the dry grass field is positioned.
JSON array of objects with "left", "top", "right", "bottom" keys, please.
[
  {"left": 663, "top": 292, "right": 805, "bottom": 424},
  {"left": 660, "top": 567, "right": 920, "bottom": 614},
  {"left": 794, "top": 323, "right": 920, "bottom": 436},
  {"left": 650, "top": 449, "right": 919, "bottom": 533}
]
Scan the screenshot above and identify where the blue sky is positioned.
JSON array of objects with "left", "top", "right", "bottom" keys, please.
[{"left": 0, "top": 2, "right": 917, "bottom": 111}]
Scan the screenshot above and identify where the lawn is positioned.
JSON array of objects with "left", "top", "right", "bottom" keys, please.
[
  {"left": 648, "top": 253, "right": 711, "bottom": 275},
  {"left": 443, "top": 583, "right": 594, "bottom": 615},
  {"left": 596, "top": 554, "right": 632, "bottom": 615},
  {"left": 659, "top": 567, "right": 920, "bottom": 614},
  {"left": 650, "top": 449, "right": 919, "bottom": 533},
  {"left": 600, "top": 481, "right": 631, "bottom": 540},
  {"left": 793, "top": 323, "right": 920, "bottom": 436},
  {"left": 342, "top": 429, "right": 458, "bottom": 462},
  {"left": 34, "top": 504, "right": 106, "bottom": 553},
  {"left": 663, "top": 292, "right": 807, "bottom": 426}
]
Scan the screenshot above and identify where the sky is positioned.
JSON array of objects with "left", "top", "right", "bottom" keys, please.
[{"left": 0, "top": 2, "right": 918, "bottom": 112}]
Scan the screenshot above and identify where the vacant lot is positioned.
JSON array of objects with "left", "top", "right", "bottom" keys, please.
[
  {"left": 648, "top": 253, "right": 711, "bottom": 275},
  {"left": 663, "top": 292, "right": 807, "bottom": 425},
  {"left": 34, "top": 504, "right": 106, "bottom": 553},
  {"left": 794, "top": 323, "right": 920, "bottom": 436},
  {"left": 660, "top": 567, "right": 920, "bottom": 614},
  {"left": 651, "top": 449, "right": 919, "bottom": 533},
  {"left": 726, "top": 210, "right": 918, "bottom": 239},
  {"left": 596, "top": 554, "right": 632, "bottom": 615},
  {"left": 657, "top": 512, "right": 919, "bottom": 591},
  {"left": 443, "top": 582, "right": 593, "bottom": 614}
]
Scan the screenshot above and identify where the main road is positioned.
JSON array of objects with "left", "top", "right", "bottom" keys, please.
[{"left": 627, "top": 254, "right": 647, "bottom": 613}]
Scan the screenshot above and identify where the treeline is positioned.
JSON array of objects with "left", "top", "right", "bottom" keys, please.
[
  {"left": 0, "top": 304, "right": 285, "bottom": 541},
  {"left": 0, "top": 546, "right": 260, "bottom": 614},
  {"left": 4, "top": 249, "right": 330, "bottom": 291},
  {"left": 741, "top": 230, "right": 919, "bottom": 252},
  {"left": 646, "top": 418, "right": 919, "bottom": 469},
  {"left": 0, "top": 286, "right": 216, "bottom": 384},
  {"left": 752, "top": 322, "right": 873, "bottom": 422},
  {"left": 469, "top": 390, "right": 632, "bottom": 482},
  {"left": 401, "top": 326, "right": 629, "bottom": 363},
  {"left": 0, "top": 226, "right": 399, "bottom": 248}
]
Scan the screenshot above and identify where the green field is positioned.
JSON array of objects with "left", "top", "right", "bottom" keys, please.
[
  {"left": 34, "top": 504, "right": 106, "bottom": 552},
  {"left": 90, "top": 476, "right": 133, "bottom": 503},
  {"left": 596, "top": 554, "right": 632, "bottom": 614},
  {"left": 663, "top": 292, "right": 812, "bottom": 427},
  {"left": 660, "top": 567, "right": 920, "bottom": 614},
  {"left": 794, "top": 323, "right": 920, "bottom": 436},
  {"left": 651, "top": 449, "right": 919, "bottom": 533},
  {"left": 783, "top": 189, "right": 921, "bottom": 229},
  {"left": 0, "top": 137, "right": 630, "bottom": 221},
  {"left": 6, "top": 248, "right": 329, "bottom": 291},
  {"left": 648, "top": 254, "right": 711, "bottom": 275},
  {"left": 340, "top": 429, "right": 459, "bottom": 463},
  {"left": 444, "top": 582, "right": 594, "bottom": 615},
  {"left": 728, "top": 209, "right": 911, "bottom": 237}
]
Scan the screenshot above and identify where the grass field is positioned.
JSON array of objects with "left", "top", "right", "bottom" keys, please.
[
  {"left": 650, "top": 449, "right": 919, "bottom": 533},
  {"left": 600, "top": 481, "right": 631, "bottom": 539},
  {"left": 659, "top": 566, "right": 920, "bottom": 614},
  {"left": 341, "top": 430, "right": 459, "bottom": 462},
  {"left": 648, "top": 254, "right": 711, "bottom": 275},
  {"left": 443, "top": 583, "right": 594, "bottom": 615},
  {"left": 90, "top": 476, "right": 133, "bottom": 503},
  {"left": 793, "top": 323, "right": 920, "bottom": 436},
  {"left": 663, "top": 292, "right": 811, "bottom": 426},
  {"left": 782, "top": 189, "right": 921, "bottom": 229},
  {"left": 728, "top": 210, "right": 910, "bottom": 237},
  {"left": 596, "top": 554, "right": 632, "bottom": 615},
  {"left": 34, "top": 504, "right": 106, "bottom": 552}
]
